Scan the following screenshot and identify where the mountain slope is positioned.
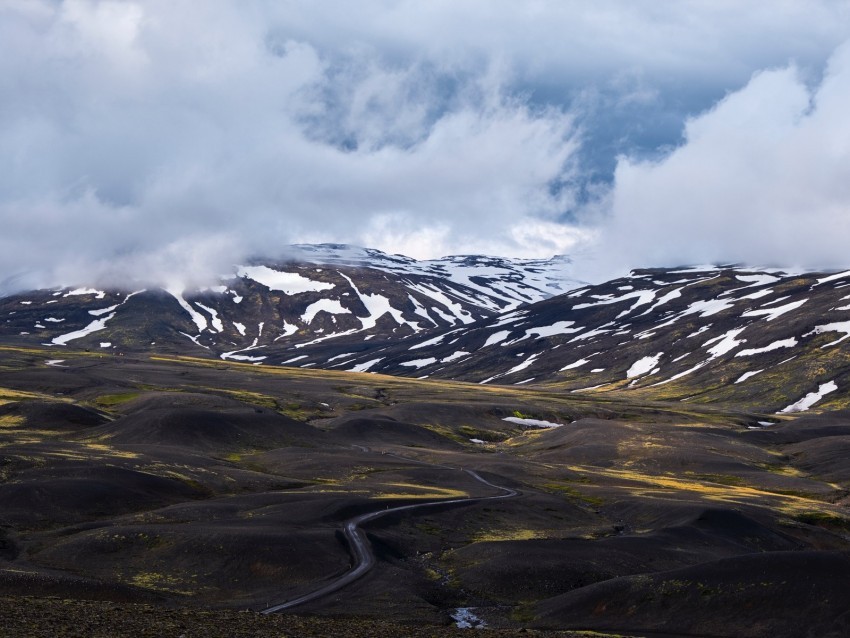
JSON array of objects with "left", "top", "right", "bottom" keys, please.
[
  {"left": 5, "top": 247, "right": 850, "bottom": 413},
  {"left": 0, "top": 244, "right": 582, "bottom": 361},
  {"left": 329, "top": 266, "right": 850, "bottom": 413}
]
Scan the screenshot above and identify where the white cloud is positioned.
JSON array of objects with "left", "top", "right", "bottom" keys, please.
[
  {"left": 594, "top": 41, "right": 850, "bottom": 278},
  {"left": 2, "top": 2, "right": 850, "bottom": 292}
]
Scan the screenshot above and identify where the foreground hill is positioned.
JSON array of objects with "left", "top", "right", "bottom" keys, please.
[{"left": 1, "top": 346, "right": 850, "bottom": 637}]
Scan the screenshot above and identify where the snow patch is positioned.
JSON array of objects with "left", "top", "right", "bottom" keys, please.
[
  {"left": 780, "top": 381, "right": 838, "bottom": 413},
  {"left": 195, "top": 302, "right": 224, "bottom": 332},
  {"left": 223, "top": 354, "right": 267, "bottom": 362},
  {"left": 166, "top": 288, "right": 207, "bottom": 332},
  {"left": 735, "top": 370, "right": 764, "bottom": 383},
  {"left": 348, "top": 358, "right": 384, "bottom": 373},
  {"left": 504, "top": 353, "right": 540, "bottom": 376},
  {"left": 399, "top": 357, "right": 437, "bottom": 369},
  {"left": 301, "top": 299, "right": 350, "bottom": 324},
  {"left": 327, "top": 352, "right": 357, "bottom": 362},
  {"left": 442, "top": 351, "right": 470, "bottom": 363},
  {"left": 502, "top": 417, "right": 566, "bottom": 428},
  {"left": 237, "top": 265, "right": 334, "bottom": 294},
  {"left": 736, "top": 338, "right": 798, "bottom": 357},
  {"left": 742, "top": 299, "right": 806, "bottom": 322},
  {"left": 626, "top": 353, "right": 663, "bottom": 378},
  {"left": 516, "top": 321, "right": 581, "bottom": 341},
  {"left": 51, "top": 313, "right": 115, "bottom": 345},
  {"left": 483, "top": 330, "right": 512, "bottom": 347},
  {"left": 63, "top": 288, "right": 106, "bottom": 299},
  {"left": 815, "top": 270, "right": 850, "bottom": 286},
  {"left": 739, "top": 288, "right": 773, "bottom": 300},
  {"left": 408, "top": 329, "right": 461, "bottom": 351},
  {"left": 560, "top": 358, "right": 590, "bottom": 371},
  {"left": 705, "top": 328, "right": 747, "bottom": 358},
  {"left": 805, "top": 321, "right": 850, "bottom": 347}
]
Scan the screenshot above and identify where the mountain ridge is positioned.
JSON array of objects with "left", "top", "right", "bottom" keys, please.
[{"left": 3, "top": 245, "right": 850, "bottom": 414}]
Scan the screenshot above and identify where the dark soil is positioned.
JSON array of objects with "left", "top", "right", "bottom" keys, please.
[
  {"left": 0, "top": 597, "right": 607, "bottom": 638},
  {"left": 2, "top": 345, "right": 850, "bottom": 637}
]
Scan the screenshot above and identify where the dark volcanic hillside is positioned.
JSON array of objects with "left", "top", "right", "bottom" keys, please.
[
  {"left": 3, "top": 346, "right": 850, "bottom": 637},
  {"left": 5, "top": 249, "right": 850, "bottom": 413},
  {"left": 333, "top": 265, "right": 850, "bottom": 413}
]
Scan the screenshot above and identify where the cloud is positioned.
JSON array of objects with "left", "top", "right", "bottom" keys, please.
[
  {"left": 593, "top": 41, "right": 850, "bottom": 278},
  {"left": 0, "top": 1, "right": 580, "bottom": 291},
  {"left": 2, "top": 1, "right": 850, "bottom": 292}
]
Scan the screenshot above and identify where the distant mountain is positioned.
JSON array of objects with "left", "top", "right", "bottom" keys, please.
[
  {"left": 5, "top": 248, "right": 850, "bottom": 414},
  {"left": 331, "top": 265, "right": 850, "bottom": 413},
  {"left": 0, "top": 244, "right": 581, "bottom": 361}
]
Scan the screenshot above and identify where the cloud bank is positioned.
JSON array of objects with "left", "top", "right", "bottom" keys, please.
[
  {"left": 1, "top": 1, "right": 850, "bottom": 291},
  {"left": 597, "top": 41, "right": 850, "bottom": 278}
]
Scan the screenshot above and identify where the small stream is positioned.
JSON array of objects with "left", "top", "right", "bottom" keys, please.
[{"left": 451, "top": 607, "right": 486, "bottom": 629}]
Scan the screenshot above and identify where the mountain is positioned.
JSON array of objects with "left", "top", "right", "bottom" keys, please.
[
  {"left": 336, "top": 265, "right": 850, "bottom": 413},
  {"left": 4, "top": 247, "right": 850, "bottom": 414},
  {"left": 0, "top": 244, "right": 581, "bottom": 361}
]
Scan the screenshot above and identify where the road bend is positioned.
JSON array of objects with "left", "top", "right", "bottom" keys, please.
[{"left": 261, "top": 460, "right": 518, "bottom": 614}]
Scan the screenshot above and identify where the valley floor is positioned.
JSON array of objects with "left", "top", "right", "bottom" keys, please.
[{"left": 1, "top": 344, "right": 849, "bottom": 637}]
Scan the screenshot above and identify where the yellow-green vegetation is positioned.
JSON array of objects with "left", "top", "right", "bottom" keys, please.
[
  {"left": 472, "top": 527, "right": 547, "bottom": 542},
  {"left": 374, "top": 482, "right": 467, "bottom": 499},
  {"left": 201, "top": 387, "right": 280, "bottom": 410},
  {"left": 540, "top": 480, "right": 605, "bottom": 507},
  {"left": 83, "top": 443, "right": 139, "bottom": 459},
  {"left": 0, "top": 386, "right": 56, "bottom": 402},
  {"left": 762, "top": 462, "right": 806, "bottom": 477},
  {"left": 458, "top": 425, "right": 506, "bottom": 442},
  {"left": 279, "top": 401, "right": 312, "bottom": 420},
  {"left": 793, "top": 511, "right": 850, "bottom": 531},
  {"left": 565, "top": 463, "right": 844, "bottom": 517},
  {"left": 509, "top": 601, "right": 536, "bottom": 624},
  {"left": 129, "top": 571, "right": 196, "bottom": 595},
  {"left": 686, "top": 473, "right": 747, "bottom": 487},
  {"left": 0, "top": 414, "right": 25, "bottom": 427},
  {"left": 421, "top": 422, "right": 466, "bottom": 443},
  {"left": 93, "top": 392, "right": 141, "bottom": 407},
  {"left": 134, "top": 462, "right": 212, "bottom": 493}
]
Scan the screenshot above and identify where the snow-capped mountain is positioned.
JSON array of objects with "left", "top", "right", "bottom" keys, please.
[
  {"left": 290, "top": 244, "right": 579, "bottom": 307},
  {"left": 0, "top": 244, "right": 582, "bottom": 360},
  {"left": 5, "top": 246, "right": 850, "bottom": 414},
  {"left": 323, "top": 265, "right": 850, "bottom": 414}
]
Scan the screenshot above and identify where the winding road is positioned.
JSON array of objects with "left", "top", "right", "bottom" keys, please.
[{"left": 261, "top": 452, "right": 518, "bottom": 614}]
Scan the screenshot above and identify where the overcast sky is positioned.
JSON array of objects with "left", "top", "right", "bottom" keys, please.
[{"left": 2, "top": 0, "right": 850, "bottom": 291}]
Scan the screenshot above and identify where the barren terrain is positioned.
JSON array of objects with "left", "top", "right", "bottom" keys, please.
[{"left": 1, "top": 344, "right": 849, "bottom": 637}]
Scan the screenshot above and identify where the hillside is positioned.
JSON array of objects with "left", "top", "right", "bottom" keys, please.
[
  {"left": 0, "top": 244, "right": 580, "bottom": 361},
  {"left": 1, "top": 346, "right": 850, "bottom": 637},
  {"left": 4, "top": 249, "right": 850, "bottom": 414},
  {"left": 333, "top": 265, "right": 850, "bottom": 413}
]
